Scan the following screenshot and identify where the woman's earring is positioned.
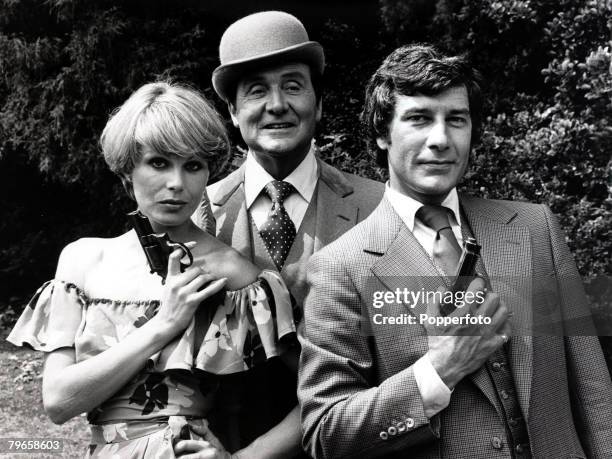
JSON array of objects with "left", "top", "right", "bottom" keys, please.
[{"left": 196, "top": 189, "right": 216, "bottom": 236}]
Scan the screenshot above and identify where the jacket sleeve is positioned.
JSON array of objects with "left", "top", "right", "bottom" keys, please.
[
  {"left": 543, "top": 204, "right": 612, "bottom": 458},
  {"left": 298, "top": 250, "right": 439, "bottom": 459}
]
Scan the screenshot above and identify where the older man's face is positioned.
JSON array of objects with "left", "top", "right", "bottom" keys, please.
[
  {"left": 230, "top": 62, "right": 321, "bottom": 161},
  {"left": 377, "top": 86, "right": 472, "bottom": 204}
]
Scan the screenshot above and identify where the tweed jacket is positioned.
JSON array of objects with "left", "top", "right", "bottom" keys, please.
[
  {"left": 298, "top": 195, "right": 612, "bottom": 459},
  {"left": 204, "top": 158, "right": 385, "bottom": 307}
]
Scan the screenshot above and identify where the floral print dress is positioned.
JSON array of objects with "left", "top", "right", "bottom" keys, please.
[{"left": 7, "top": 270, "right": 296, "bottom": 458}]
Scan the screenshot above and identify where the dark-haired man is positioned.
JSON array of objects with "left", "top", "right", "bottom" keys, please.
[
  {"left": 188, "top": 11, "right": 383, "bottom": 459},
  {"left": 298, "top": 44, "right": 612, "bottom": 458}
]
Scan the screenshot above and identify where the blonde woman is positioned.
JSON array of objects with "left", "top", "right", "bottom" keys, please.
[{"left": 8, "top": 82, "right": 297, "bottom": 458}]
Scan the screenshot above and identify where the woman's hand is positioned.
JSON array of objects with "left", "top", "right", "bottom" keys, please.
[
  {"left": 150, "top": 245, "right": 227, "bottom": 340},
  {"left": 179, "top": 407, "right": 303, "bottom": 459},
  {"left": 42, "top": 239, "right": 228, "bottom": 424},
  {"left": 174, "top": 422, "right": 233, "bottom": 459}
]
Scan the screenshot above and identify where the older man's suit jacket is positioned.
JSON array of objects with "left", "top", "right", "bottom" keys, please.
[
  {"left": 200, "top": 158, "right": 384, "bottom": 451},
  {"left": 299, "top": 195, "right": 612, "bottom": 459},
  {"left": 205, "top": 158, "right": 384, "bottom": 306}
]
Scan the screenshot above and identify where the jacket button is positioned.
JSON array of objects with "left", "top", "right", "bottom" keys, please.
[
  {"left": 492, "top": 362, "right": 503, "bottom": 371},
  {"left": 379, "top": 431, "right": 388, "bottom": 441},
  {"left": 387, "top": 426, "right": 397, "bottom": 436},
  {"left": 405, "top": 417, "right": 415, "bottom": 428},
  {"left": 491, "top": 436, "right": 503, "bottom": 449},
  {"left": 500, "top": 390, "right": 509, "bottom": 400},
  {"left": 397, "top": 421, "right": 406, "bottom": 433},
  {"left": 515, "top": 444, "right": 527, "bottom": 454}
]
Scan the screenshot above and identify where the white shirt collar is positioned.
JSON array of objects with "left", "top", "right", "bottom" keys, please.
[
  {"left": 384, "top": 183, "right": 461, "bottom": 230},
  {"left": 244, "top": 146, "right": 318, "bottom": 208}
]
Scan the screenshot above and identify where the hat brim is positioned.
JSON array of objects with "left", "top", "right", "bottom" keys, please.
[{"left": 212, "top": 41, "right": 325, "bottom": 101}]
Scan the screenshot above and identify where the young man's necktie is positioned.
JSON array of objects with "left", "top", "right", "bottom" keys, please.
[
  {"left": 259, "top": 180, "right": 297, "bottom": 270},
  {"left": 416, "top": 205, "right": 462, "bottom": 277}
]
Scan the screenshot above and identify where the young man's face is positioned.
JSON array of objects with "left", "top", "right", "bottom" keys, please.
[
  {"left": 230, "top": 62, "right": 321, "bottom": 161},
  {"left": 377, "top": 86, "right": 472, "bottom": 204}
]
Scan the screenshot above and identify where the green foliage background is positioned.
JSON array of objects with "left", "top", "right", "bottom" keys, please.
[{"left": 1, "top": 0, "right": 611, "bottom": 362}]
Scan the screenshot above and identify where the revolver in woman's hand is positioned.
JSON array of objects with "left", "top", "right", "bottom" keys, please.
[{"left": 128, "top": 210, "right": 194, "bottom": 281}]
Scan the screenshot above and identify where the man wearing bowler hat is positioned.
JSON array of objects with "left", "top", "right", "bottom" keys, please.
[{"left": 188, "top": 10, "right": 384, "bottom": 458}]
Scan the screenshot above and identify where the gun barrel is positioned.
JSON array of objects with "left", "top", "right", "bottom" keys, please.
[
  {"left": 127, "top": 210, "right": 169, "bottom": 279},
  {"left": 127, "top": 210, "right": 154, "bottom": 237},
  {"left": 441, "top": 237, "right": 482, "bottom": 316}
]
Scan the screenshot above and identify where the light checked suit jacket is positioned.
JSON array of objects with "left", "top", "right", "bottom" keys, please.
[{"left": 298, "top": 195, "right": 612, "bottom": 459}]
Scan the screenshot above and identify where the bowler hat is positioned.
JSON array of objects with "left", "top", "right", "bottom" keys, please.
[{"left": 212, "top": 11, "right": 325, "bottom": 101}]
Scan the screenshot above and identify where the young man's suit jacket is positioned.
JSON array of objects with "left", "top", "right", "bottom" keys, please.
[
  {"left": 199, "top": 158, "right": 384, "bottom": 451},
  {"left": 299, "top": 195, "right": 612, "bottom": 459}
]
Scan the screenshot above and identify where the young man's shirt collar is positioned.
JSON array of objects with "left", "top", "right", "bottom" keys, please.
[{"left": 384, "top": 183, "right": 462, "bottom": 231}]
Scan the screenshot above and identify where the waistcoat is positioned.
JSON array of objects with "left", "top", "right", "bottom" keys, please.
[{"left": 459, "top": 208, "right": 531, "bottom": 458}]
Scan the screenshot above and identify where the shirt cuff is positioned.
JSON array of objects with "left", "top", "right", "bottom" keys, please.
[{"left": 413, "top": 354, "right": 452, "bottom": 418}]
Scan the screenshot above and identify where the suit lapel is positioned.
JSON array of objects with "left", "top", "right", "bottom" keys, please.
[
  {"left": 216, "top": 160, "right": 360, "bottom": 255},
  {"left": 314, "top": 160, "right": 359, "bottom": 251},
  {"left": 461, "top": 195, "right": 533, "bottom": 418},
  {"left": 368, "top": 199, "right": 442, "bottom": 323},
  {"left": 211, "top": 166, "right": 254, "bottom": 260}
]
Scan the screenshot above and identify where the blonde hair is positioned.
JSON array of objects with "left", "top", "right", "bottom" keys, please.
[{"left": 100, "top": 81, "right": 229, "bottom": 180}]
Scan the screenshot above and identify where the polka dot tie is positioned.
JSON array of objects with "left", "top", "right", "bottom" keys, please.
[
  {"left": 259, "top": 180, "right": 297, "bottom": 270},
  {"left": 416, "top": 205, "right": 462, "bottom": 277}
]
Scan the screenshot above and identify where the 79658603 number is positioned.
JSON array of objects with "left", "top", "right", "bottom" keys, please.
[{"left": 0, "top": 438, "right": 63, "bottom": 453}]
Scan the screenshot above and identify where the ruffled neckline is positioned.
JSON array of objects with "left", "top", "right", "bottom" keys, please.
[
  {"left": 8, "top": 270, "right": 296, "bottom": 376},
  {"left": 52, "top": 276, "right": 271, "bottom": 306}
]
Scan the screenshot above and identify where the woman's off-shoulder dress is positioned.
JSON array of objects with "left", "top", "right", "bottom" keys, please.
[{"left": 8, "top": 270, "right": 296, "bottom": 458}]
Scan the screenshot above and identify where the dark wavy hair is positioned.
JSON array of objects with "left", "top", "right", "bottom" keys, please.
[{"left": 360, "top": 44, "right": 483, "bottom": 168}]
